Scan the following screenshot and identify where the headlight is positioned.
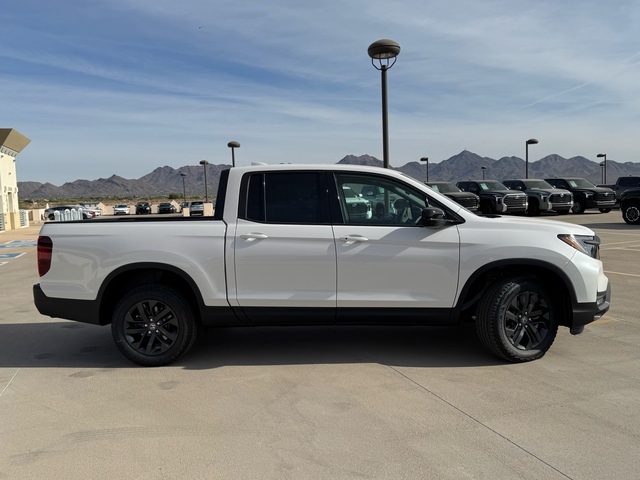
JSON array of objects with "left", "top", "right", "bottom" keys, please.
[{"left": 558, "top": 234, "right": 600, "bottom": 259}]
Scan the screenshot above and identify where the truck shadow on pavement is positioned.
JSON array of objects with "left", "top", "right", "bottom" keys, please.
[{"left": 0, "top": 321, "right": 505, "bottom": 369}]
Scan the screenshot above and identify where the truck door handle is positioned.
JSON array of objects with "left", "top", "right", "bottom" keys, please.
[
  {"left": 340, "top": 235, "right": 369, "bottom": 244},
  {"left": 240, "top": 233, "right": 269, "bottom": 240}
]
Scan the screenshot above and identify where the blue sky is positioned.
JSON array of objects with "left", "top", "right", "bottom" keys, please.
[{"left": 3, "top": 0, "right": 640, "bottom": 184}]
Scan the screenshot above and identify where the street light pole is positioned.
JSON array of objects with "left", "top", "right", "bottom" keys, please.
[
  {"left": 368, "top": 39, "right": 401, "bottom": 169},
  {"left": 481, "top": 166, "right": 487, "bottom": 180},
  {"left": 599, "top": 162, "right": 605, "bottom": 185},
  {"left": 227, "top": 141, "right": 240, "bottom": 167},
  {"left": 597, "top": 153, "right": 607, "bottom": 184},
  {"left": 199, "top": 160, "right": 209, "bottom": 203},
  {"left": 420, "top": 157, "right": 429, "bottom": 181},
  {"left": 180, "top": 173, "right": 187, "bottom": 203},
  {"left": 525, "top": 138, "right": 539, "bottom": 179}
]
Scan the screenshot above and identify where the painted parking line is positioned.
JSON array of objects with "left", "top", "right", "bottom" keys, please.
[
  {"left": 0, "top": 262, "right": 6, "bottom": 267},
  {"left": 0, "top": 253, "right": 26, "bottom": 259},
  {"left": 604, "top": 270, "right": 640, "bottom": 278},
  {"left": 0, "top": 240, "right": 37, "bottom": 248}
]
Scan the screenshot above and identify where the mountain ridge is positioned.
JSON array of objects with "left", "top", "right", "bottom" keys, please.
[{"left": 18, "top": 151, "right": 640, "bottom": 199}]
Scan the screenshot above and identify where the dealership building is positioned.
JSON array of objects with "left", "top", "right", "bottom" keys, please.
[{"left": 0, "top": 128, "right": 31, "bottom": 232}]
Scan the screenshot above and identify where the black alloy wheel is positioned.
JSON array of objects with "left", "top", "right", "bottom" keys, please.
[
  {"left": 476, "top": 276, "right": 558, "bottom": 362},
  {"left": 111, "top": 285, "right": 198, "bottom": 366}
]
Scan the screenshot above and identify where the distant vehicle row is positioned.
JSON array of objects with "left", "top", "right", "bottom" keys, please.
[{"left": 425, "top": 177, "right": 615, "bottom": 216}]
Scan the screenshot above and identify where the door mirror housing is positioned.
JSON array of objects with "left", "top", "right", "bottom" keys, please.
[{"left": 421, "top": 207, "right": 446, "bottom": 228}]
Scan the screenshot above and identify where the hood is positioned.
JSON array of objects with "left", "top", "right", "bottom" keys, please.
[{"left": 473, "top": 214, "right": 595, "bottom": 236}]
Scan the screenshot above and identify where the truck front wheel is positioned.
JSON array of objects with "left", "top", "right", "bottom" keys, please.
[
  {"left": 571, "top": 199, "right": 585, "bottom": 214},
  {"left": 476, "top": 276, "right": 558, "bottom": 362},
  {"left": 111, "top": 285, "right": 199, "bottom": 366}
]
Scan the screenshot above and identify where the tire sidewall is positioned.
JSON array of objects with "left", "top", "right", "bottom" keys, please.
[
  {"left": 623, "top": 203, "right": 640, "bottom": 225},
  {"left": 477, "top": 276, "right": 559, "bottom": 362}
]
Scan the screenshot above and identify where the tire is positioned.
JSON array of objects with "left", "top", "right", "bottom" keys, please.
[
  {"left": 48, "top": 214, "right": 55, "bottom": 220},
  {"left": 527, "top": 200, "right": 540, "bottom": 216},
  {"left": 480, "top": 202, "right": 493, "bottom": 214},
  {"left": 111, "top": 285, "right": 199, "bottom": 366},
  {"left": 622, "top": 201, "right": 640, "bottom": 225},
  {"left": 571, "top": 199, "right": 585, "bottom": 214},
  {"left": 475, "top": 276, "right": 559, "bottom": 362},
  {"left": 598, "top": 208, "right": 611, "bottom": 213}
]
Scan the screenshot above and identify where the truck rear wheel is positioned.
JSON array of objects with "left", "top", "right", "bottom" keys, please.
[
  {"left": 476, "top": 276, "right": 558, "bottom": 362},
  {"left": 622, "top": 201, "right": 640, "bottom": 225},
  {"left": 111, "top": 285, "right": 199, "bottom": 366}
]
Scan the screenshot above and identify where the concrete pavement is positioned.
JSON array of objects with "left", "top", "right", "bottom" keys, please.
[{"left": 1, "top": 212, "right": 639, "bottom": 479}]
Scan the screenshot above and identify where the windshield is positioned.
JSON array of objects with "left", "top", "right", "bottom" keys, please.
[
  {"left": 523, "top": 180, "right": 554, "bottom": 189},
  {"left": 427, "top": 183, "right": 459, "bottom": 193},
  {"left": 478, "top": 181, "right": 508, "bottom": 191},
  {"left": 568, "top": 178, "right": 596, "bottom": 188}
]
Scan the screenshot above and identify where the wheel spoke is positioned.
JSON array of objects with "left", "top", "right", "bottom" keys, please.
[
  {"left": 510, "top": 324, "right": 526, "bottom": 347},
  {"left": 526, "top": 323, "right": 544, "bottom": 346},
  {"left": 123, "top": 299, "right": 180, "bottom": 356}
]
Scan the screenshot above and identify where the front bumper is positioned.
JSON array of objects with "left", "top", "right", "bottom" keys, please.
[{"left": 570, "top": 282, "right": 611, "bottom": 333}]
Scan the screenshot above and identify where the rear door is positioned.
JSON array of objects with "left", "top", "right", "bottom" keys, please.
[{"left": 233, "top": 171, "right": 337, "bottom": 321}]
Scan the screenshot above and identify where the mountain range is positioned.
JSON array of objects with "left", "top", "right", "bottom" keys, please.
[{"left": 18, "top": 150, "right": 640, "bottom": 200}]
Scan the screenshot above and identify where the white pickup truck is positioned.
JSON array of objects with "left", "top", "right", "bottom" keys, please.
[{"left": 34, "top": 164, "right": 611, "bottom": 366}]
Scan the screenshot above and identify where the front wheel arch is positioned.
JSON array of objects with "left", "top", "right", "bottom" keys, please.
[{"left": 455, "top": 262, "right": 573, "bottom": 328}]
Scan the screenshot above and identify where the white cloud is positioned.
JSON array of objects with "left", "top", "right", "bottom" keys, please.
[{"left": 2, "top": 0, "right": 640, "bottom": 183}]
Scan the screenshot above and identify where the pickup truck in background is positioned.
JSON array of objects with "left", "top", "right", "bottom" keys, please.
[
  {"left": 456, "top": 180, "right": 528, "bottom": 215},
  {"left": 598, "top": 176, "right": 640, "bottom": 205},
  {"left": 424, "top": 181, "right": 479, "bottom": 211},
  {"left": 545, "top": 177, "right": 616, "bottom": 214},
  {"left": 502, "top": 179, "right": 573, "bottom": 216},
  {"left": 34, "top": 165, "right": 611, "bottom": 366}
]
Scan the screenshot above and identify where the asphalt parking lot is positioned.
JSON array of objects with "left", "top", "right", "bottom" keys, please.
[{"left": 1, "top": 212, "right": 639, "bottom": 480}]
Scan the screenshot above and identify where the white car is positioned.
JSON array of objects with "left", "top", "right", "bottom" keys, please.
[{"left": 113, "top": 204, "right": 130, "bottom": 215}]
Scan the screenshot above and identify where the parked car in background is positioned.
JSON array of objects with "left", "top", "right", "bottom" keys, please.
[
  {"left": 113, "top": 204, "right": 130, "bottom": 215},
  {"left": 187, "top": 201, "right": 204, "bottom": 216},
  {"left": 545, "top": 177, "right": 616, "bottom": 214},
  {"left": 44, "top": 205, "right": 93, "bottom": 220},
  {"left": 179, "top": 201, "right": 189, "bottom": 213},
  {"left": 425, "top": 181, "right": 479, "bottom": 211},
  {"left": 158, "top": 202, "right": 177, "bottom": 214},
  {"left": 135, "top": 202, "right": 151, "bottom": 215},
  {"left": 502, "top": 179, "right": 573, "bottom": 215},
  {"left": 456, "top": 180, "right": 528, "bottom": 215},
  {"left": 82, "top": 206, "right": 102, "bottom": 217}
]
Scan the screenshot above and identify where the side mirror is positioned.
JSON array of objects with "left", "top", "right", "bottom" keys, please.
[{"left": 421, "top": 207, "right": 446, "bottom": 228}]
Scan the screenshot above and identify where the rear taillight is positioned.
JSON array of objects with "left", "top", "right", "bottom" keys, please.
[{"left": 38, "top": 236, "right": 53, "bottom": 277}]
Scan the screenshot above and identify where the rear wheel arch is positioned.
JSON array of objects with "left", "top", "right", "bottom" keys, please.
[{"left": 98, "top": 264, "right": 204, "bottom": 326}]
